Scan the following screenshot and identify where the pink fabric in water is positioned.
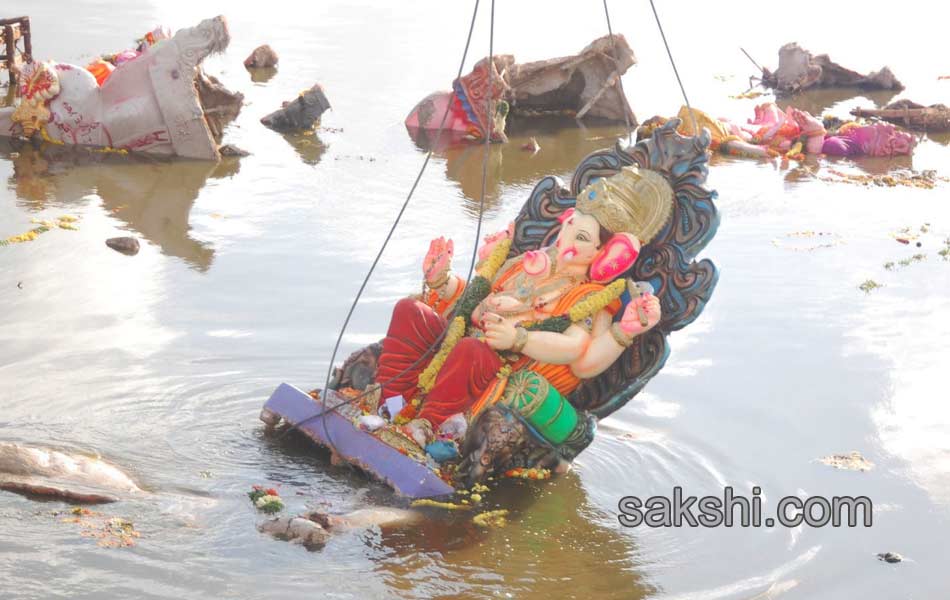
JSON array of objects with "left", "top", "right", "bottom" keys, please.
[{"left": 824, "top": 123, "right": 915, "bottom": 157}]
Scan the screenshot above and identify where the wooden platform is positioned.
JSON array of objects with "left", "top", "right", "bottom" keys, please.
[
  {"left": 261, "top": 383, "right": 455, "bottom": 498},
  {"left": 1, "top": 17, "right": 31, "bottom": 86}
]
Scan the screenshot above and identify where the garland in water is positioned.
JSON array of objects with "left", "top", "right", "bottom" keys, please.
[{"left": 0, "top": 215, "right": 79, "bottom": 246}]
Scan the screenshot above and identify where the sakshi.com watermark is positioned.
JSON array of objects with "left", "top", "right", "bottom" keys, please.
[{"left": 617, "top": 486, "right": 873, "bottom": 528}]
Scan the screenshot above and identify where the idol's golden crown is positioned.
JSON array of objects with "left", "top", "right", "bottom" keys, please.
[{"left": 575, "top": 166, "right": 674, "bottom": 243}]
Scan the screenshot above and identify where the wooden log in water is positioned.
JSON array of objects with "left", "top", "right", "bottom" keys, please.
[
  {"left": 0, "top": 481, "right": 118, "bottom": 504},
  {"left": 850, "top": 106, "right": 950, "bottom": 132}
]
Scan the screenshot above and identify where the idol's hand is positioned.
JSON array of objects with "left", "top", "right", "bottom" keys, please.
[
  {"left": 618, "top": 294, "right": 661, "bottom": 337},
  {"left": 423, "top": 237, "right": 454, "bottom": 286},
  {"left": 789, "top": 107, "right": 825, "bottom": 137},
  {"left": 477, "top": 223, "right": 514, "bottom": 261},
  {"left": 483, "top": 312, "right": 518, "bottom": 351}
]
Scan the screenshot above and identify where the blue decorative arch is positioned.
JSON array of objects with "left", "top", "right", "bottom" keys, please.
[{"left": 509, "top": 119, "right": 720, "bottom": 418}]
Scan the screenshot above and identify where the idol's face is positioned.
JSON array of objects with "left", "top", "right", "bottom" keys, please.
[{"left": 555, "top": 209, "right": 602, "bottom": 266}]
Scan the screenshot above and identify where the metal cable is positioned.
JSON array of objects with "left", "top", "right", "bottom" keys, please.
[
  {"left": 646, "top": 0, "right": 699, "bottom": 134},
  {"left": 283, "top": 0, "right": 496, "bottom": 446},
  {"left": 464, "top": 0, "right": 495, "bottom": 283},
  {"left": 601, "top": 0, "right": 634, "bottom": 145}
]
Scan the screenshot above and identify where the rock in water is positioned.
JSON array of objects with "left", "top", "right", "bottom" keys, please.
[
  {"left": 219, "top": 144, "right": 250, "bottom": 157},
  {"left": 260, "top": 84, "right": 331, "bottom": 132},
  {"left": 106, "top": 237, "right": 140, "bottom": 256},
  {"left": 244, "top": 44, "right": 279, "bottom": 69}
]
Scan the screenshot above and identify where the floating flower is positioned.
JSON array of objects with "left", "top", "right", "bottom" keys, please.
[
  {"left": 248, "top": 484, "right": 284, "bottom": 513},
  {"left": 410, "top": 498, "right": 471, "bottom": 511},
  {"left": 254, "top": 495, "right": 284, "bottom": 513},
  {"left": 473, "top": 509, "right": 509, "bottom": 528},
  {"left": 503, "top": 467, "right": 552, "bottom": 480}
]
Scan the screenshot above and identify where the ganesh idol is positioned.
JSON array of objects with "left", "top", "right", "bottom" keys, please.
[{"left": 374, "top": 166, "right": 674, "bottom": 460}]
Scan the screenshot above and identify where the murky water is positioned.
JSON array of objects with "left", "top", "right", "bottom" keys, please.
[{"left": 2, "top": 1, "right": 950, "bottom": 598}]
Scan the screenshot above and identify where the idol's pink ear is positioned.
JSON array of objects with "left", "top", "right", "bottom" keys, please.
[
  {"left": 557, "top": 207, "right": 576, "bottom": 223},
  {"left": 589, "top": 233, "right": 641, "bottom": 283}
]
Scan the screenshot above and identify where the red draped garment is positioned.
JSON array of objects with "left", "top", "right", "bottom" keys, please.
[{"left": 375, "top": 263, "right": 620, "bottom": 427}]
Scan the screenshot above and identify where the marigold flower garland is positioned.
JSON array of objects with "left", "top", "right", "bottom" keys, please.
[
  {"left": 417, "top": 316, "right": 466, "bottom": 394},
  {"left": 405, "top": 241, "right": 627, "bottom": 432},
  {"left": 524, "top": 277, "right": 627, "bottom": 333},
  {"left": 473, "top": 509, "right": 509, "bottom": 528},
  {"left": 451, "top": 238, "right": 512, "bottom": 327},
  {"left": 412, "top": 239, "right": 513, "bottom": 401},
  {"left": 1, "top": 215, "right": 80, "bottom": 246}
]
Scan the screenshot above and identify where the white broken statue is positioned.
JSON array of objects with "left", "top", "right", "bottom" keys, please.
[{"left": 1, "top": 15, "right": 241, "bottom": 160}]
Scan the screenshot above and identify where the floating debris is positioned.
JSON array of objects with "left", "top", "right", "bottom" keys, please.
[
  {"left": 520, "top": 137, "right": 540, "bottom": 153},
  {"left": 332, "top": 155, "right": 376, "bottom": 162},
  {"left": 410, "top": 498, "right": 471, "bottom": 511},
  {"left": 729, "top": 90, "right": 765, "bottom": 100},
  {"left": 219, "top": 144, "right": 250, "bottom": 157},
  {"left": 1, "top": 215, "right": 80, "bottom": 246},
  {"left": 878, "top": 552, "right": 903, "bottom": 563},
  {"left": 851, "top": 100, "right": 950, "bottom": 133},
  {"left": 258, "top": 515, "right": 329, "bottom": 548},
  {"left": 248, "top": 485, "right": 284, "bottom": 514},
  {"left": 473, "top": 509, "right": 509, "bottom": 528},
  {"left": 939, "top": 238, "right": 950, "bottom": 261},
  {"left": 819, "top": 169, "right": 945, "bottom": 190},
  {"left": 858, "top": 280, "right": 883, "bottom": 293},
  {"left": 898, "top": 253, "right": 927, "bottom": 268},
  {"left": 503, "top": 467, "right": 551, "bottom": 480},
  {"left": 818, "top": 451, "right": 874, "bottom": 471},
  {"left": 772, "top": 231, "right": 843, "bottom": 251},
  {"left": 56, "top": 507, "right": 141, "bottom": 548},
  {"left": 760, "top": 43, "right": 903, "bottom": 93},
  {"left": 261, "top": 84, "right": 331, "bottom": 132},
  {"left": 892, "top": 225, "right": 922, "bottom": 243}
]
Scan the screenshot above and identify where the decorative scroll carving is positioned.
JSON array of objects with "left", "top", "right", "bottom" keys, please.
[{"left": 510, "top": 119, "right": 720, "bottom": 418}]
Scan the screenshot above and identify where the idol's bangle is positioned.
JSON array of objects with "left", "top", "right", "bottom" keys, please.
[
  {"left": 511, "top": 326, "right": 529, "bottom": 353},
  {"left": 609, "top": 322, "right": 634, "bottom": 348}
]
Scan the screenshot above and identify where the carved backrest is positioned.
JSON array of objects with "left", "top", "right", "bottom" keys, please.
[{"left": 509, "top": 119, "right": 719, "bottom": 418}]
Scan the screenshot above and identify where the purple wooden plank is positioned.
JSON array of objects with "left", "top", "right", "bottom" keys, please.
[{"left": 263, "top": 383, "right": 455, "bottom": 498}]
